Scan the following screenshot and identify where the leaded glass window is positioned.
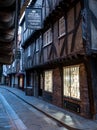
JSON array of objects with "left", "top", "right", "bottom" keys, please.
[{"left": 63, "top": 65, "right": 80, "bottom": 99}]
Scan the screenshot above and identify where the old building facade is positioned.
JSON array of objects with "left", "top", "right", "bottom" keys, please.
[{"left": 20, "top": 0, "right": 97, "bottom": 119}]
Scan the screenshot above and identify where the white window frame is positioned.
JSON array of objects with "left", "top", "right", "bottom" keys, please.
[
  {"left": 63, "top": 65, "right": 80, "bottom": 99},
  {"left": 44, "top": 70, "right": 53, "bottom": 92},
  {"left": 43, "top": 28, "right": 52, "bottom": 47},
  {"left": 59, "top": 16, "right": 66, "bottom": 38}
]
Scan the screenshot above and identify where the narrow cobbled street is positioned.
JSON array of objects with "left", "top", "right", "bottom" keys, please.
[{"left": 0, "top": 88, "right": 67, "bottom": 130}]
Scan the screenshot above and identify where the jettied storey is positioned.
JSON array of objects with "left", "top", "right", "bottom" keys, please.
[{"left": 0, "top": 0, "right": 20, "bottom": 64}]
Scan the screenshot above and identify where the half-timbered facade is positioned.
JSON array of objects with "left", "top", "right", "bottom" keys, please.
[{"left": 20, "top": 0, "right": 97, "bottom": 119}]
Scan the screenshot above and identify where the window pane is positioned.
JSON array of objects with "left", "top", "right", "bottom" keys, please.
[
  {"left": 43, "top": 28, "right": 52, "bottom": 46},
  {"left": 64, "top": 67, "right": 71, "bottom": 97},
  {"left": 44, "top": 71, "right": 52, "bottom": 92},
  {"left": 70, "top": 66, "right": 80, "bottom": 99},
  {"left": 63, "top": 65, "right": 80, "bottom": 99},
  {"left": 20, "top": 78, "right": 23, "bottom": 87},
  {"left": 28, "top": 46, "right": 31, "bottom": 56},
  {"left": 59, "top": 17, "right": 65, "bottom": 36}
]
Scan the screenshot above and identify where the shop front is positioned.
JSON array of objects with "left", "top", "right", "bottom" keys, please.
[{"left": 37, "top": 63, "right": 90, "bottom": 118}]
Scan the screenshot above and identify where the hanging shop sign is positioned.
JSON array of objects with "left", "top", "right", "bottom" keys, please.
[{"left": 25, "top": 8, "right": 42, "bottom": 30}]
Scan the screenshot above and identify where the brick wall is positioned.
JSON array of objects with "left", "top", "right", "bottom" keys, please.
[
  {"left": 80, "top": 64, "right": 90, "bottom": 118},
  {"left": 52, "top": 68, "right": 63, "bottom": 107}
]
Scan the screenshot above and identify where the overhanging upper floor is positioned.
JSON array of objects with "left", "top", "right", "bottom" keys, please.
[{"left": 0, "top": 0, "right": 20, "bottom": 64}]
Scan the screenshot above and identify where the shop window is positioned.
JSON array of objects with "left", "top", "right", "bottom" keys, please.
[
  {"left": 43, "top": 28, "right": 52, "bottom": 47},
  {"left": 44, "top": 70, "right": 53, "bottom": 92},
  {"left": 63, "top": 65, "right": 80, "bottom": 99},
  {"left": 59, "top": 16, "right": 66, "bottom": 37}
]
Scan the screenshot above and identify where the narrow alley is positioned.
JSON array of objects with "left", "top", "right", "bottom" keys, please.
[
  {"left": 1, "top": 0, "right": 97, "bottom": 129},
  {"left": 0, "top": 87, "right": 67, "bottom": 130}
]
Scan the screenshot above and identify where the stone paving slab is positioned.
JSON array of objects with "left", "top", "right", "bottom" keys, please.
[
  {"left": 0, "top": 93, "right": 28, "bottom": 130},
  {"left": 0, "top": 94, "right": 17, "bottom": 130},
  {"left": 0, "top": 87, "right": 68, "bottom": 130},
  {"left": 1, "top": 86, "right": 97, "bottom": 130}
]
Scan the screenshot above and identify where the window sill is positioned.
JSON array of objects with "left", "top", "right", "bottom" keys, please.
[
  {"left": 43, "top": 90, "right": 53, "bottom": 94},
  {"left": 43, "top": 42, "right": 52, "bottom": 48},
  {"left": 58, "top": 33, "right": 66, "bottom": 39},
  {"left": 35, "top": 50, "right": 39, "bottom": 53},
  {"left": 27, "top": 55, "right": 32, "bottom": 58},
  {"left": 63, "top": 96, "right": 81, "bottom": 102}
]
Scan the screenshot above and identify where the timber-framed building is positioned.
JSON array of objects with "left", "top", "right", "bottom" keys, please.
[{"left": 20, "top": 0, "right": 97, "bottom": 119}]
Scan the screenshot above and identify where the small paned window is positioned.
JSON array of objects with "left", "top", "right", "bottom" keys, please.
[
  {"left": 63, "top": 65, "right": 80, "bottom": 99},
  {"left": 44, "top": 71, "right": 53, "bottom": 92},
  {"left": 59, "top": 16, "right": 66, "bottom": 37}
]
